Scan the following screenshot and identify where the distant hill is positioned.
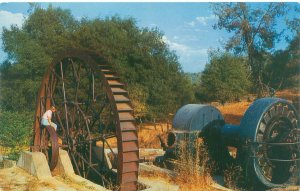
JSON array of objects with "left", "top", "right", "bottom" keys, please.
[{"left": 186, "top": 72, "right": 201, "bottom": 84}]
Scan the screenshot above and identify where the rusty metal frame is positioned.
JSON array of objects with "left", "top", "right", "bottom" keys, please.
[
  {"left": 40, "top": 125, "right": 59, "bottom": 171},
  {"left": 32, "top": 50, "right": 139, "bottom": 191}
]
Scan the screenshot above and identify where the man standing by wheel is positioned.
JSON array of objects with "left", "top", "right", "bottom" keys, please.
[{"left": 41, "top": 106, "right": 57, "bottom": 131}]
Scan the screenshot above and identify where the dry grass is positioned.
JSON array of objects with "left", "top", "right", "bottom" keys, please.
[
  {"left": 216, "top": 101, "right": 251, "bottom": 125},
  {"left": 175, "top": 175, "right": 215, "bottom": 191},
  {"left": 26, "top": 180, "right": 55, "bottom": 191},
  {"left": 276, "top": 88, "right": 300, "bottom": 101},
  {"left": 138, "top": 123, "right": 170, "bottom": 149},
  {"left": 139, "top": 128, "right": 214, "bottom": 189},
  {"left": 138, "top": 135, "right": 218, "bottom": 190},
  {"left": 56, "top": 174, "right": 99, "bottom": 190},
  {"left": 139, "top": 167, "right": 174, "bottom": 183},
  {"left": 0, "top": 167, "right": 51, "bottom": 191},
  {"left": 172, "top": 139, "right": 217, "bottom": 191},
  {"left": 223, "top": 164, "right": 243, "bottom": 190},
  {"left": 270, "top": 186, "right": 300, "bottom": 191}
]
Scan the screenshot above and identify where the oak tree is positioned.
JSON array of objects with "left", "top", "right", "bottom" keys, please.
[{"left": 212, "top": 3, "right": 288, "bottom": 97}]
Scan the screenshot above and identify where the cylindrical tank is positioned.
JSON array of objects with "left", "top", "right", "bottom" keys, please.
[
  {"left": 170, "top": 104, "right": 224, "bottom": 146},
  {"left": 173, "top": 104, "right": 224, "bottom": 132}
]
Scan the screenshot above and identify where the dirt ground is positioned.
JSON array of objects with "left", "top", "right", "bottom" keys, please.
[
  {"left": 0, "top": 166, "right": 104, "bottom": 191},
  {"left": 0, "top": 167, "right": 53, "bottom": 191}
]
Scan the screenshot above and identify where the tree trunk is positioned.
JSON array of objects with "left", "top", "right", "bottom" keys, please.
[
  {"left": 248, "top": 48, "right": 264, "bottom": 98},
  {"left": 257, "top": 74, "right": 264, "bottom": 98}
]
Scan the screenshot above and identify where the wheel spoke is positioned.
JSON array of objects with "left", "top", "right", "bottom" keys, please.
[
  {"left": 34, "top": 53, "right": 138, "bottom": 190},
  {"left": 256, "top": 103, "right": 299, "bottom": 185}
]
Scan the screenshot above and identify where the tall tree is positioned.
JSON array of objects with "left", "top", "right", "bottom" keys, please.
[
  {"left": 1, "top": 6, "right": 77, "bottom": 111},
  {"left": 264, "top": 32, "right": 300, "bottom": 89},
  {"left": 212, "top": 3, "right": 288, "bottom": 97},
  {"left": 1, "top": 6, "right": 194, "bottom": 119},
  {"left": 73, "top": 17, "right": 194, "bottom": 119},
  {"left": 197, "top": 51, "right": 251, "bottom": 103},
  {"left": 262, "top": 5, "right": 299, "bottom": 90}
]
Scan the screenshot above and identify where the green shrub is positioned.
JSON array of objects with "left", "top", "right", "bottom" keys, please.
[
  {"left": 0, "top": 110, "right": 33, "bottom": 160},
  {"left": 196, "top": 51, "right": 251, "bottom": 104}
]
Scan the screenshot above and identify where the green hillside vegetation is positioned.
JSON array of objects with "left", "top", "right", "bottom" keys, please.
[{"left": 0, "top": 5, "right": 194, "bottom": 120}]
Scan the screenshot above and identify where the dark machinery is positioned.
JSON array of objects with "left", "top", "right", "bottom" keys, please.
[
  {"left": 157, "top": 98, "right": 300, "bottom": 190},
  {"left": 32, "top": 50, "right": 139, "bottom": 191},
  {"left": 31, "top": 49, "right": 299, "bottom": 191}
]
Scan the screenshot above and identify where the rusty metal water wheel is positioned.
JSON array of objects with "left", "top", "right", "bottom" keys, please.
[
  {"left": 33, "top": 50, "right": 139, "bottom": 191},
  {"left": 40, "top": 125, "right": 59, "bottom": 170}
]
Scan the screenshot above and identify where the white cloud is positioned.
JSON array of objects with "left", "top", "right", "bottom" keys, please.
[
  {"left": 163, "top": 36, "right": 187, "bottom": 52},
  {"left": 163, "top": 35, "right": 207, "bottom": 56},
  {"left": 0, "top": 10, "right": 27, "bottom": 62},
  {"left": 188, "top": 14, "right": 217, "bottom": 27},
  {"left": 195, "top": 15, "right": 217, "bottom": 26},
  {"left": 187, "top": 21, "right": 196, "bottom": 27},
  {"left": 162, "top": 35, "right": 208, "bottom": 72},
  {"left": 0, "top": 10, "right": 26, "bottom": 31}
]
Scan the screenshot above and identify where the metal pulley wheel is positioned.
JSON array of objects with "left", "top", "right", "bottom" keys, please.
[{"left": 240, "top": 98, "right": 299, "bottom": 189}]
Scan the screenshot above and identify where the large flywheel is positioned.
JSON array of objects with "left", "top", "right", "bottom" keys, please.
[{"left": 33, "top": 50, "right": 139, "bottom": 191}]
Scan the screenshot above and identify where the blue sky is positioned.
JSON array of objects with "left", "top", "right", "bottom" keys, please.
[{"left": 0, "top": 2, "right": 298, "bottom": 72}]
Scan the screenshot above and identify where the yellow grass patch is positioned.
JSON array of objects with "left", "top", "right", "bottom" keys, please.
[
  {"left": 138, "top": 123, "right": 170, "bottom": 149},
  {"left": 217, "top": 101, "right": 250, "bottom": 125}
]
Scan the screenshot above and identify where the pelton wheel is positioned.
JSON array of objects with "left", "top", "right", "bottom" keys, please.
[
  {"left": 240, "top": 98, "right": 300, "bottom": 189},
  {"left": 33, "top": 50, "right": 139, "bottom": 191}
]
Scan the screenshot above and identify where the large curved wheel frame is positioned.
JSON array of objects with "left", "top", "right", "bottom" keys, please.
[
  {"left": 32, "top": 50, "right": 139, "bottom": 191},
  {"left": 253, "top": 102, "right": 299, "bottom": 188},
  {"left": 240, "top": 98, "right": 300, "bottom": 189},
  {"left": 40, "top": 125, "right": 59, "bottom": 171}
]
